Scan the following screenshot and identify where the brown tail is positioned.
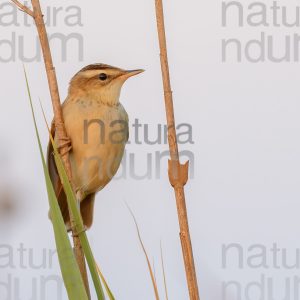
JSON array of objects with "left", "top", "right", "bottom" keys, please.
[
  {"left": 80, "top": 193, "right": 96, "bottom": 229},
  {"left": 48, "top": 187, "right": 96, "bottom": 230}
]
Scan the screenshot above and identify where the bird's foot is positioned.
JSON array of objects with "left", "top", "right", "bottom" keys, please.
[{"left": 57, "top": 136, "right": 72, "bottom": 156}]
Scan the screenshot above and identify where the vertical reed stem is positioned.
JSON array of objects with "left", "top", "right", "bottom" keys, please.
[
  {"left": 11, "top": 1, "right": 90, "bottom": 297},
  {"left": 154, "top": 1, "right": 200, "bottom": 299}
]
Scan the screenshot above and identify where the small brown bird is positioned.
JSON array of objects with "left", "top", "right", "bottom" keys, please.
[{"left": 47, "top": 63, "right": 144, "bottom": 230}]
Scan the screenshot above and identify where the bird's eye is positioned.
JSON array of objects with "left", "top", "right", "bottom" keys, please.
[{"left": 99, "top": 73, "right": 108, "bottom": 81}]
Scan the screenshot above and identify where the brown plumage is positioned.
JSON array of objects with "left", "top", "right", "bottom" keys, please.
[{"left": 47, "top": 64, "right": 144, "bottom": 230}]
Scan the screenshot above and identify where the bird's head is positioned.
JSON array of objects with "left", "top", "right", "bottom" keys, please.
[{"left": 69, "top": 64, "right": 144, "bottom": 105}]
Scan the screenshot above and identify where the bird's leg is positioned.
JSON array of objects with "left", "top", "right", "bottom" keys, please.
[
  {"left": 75, "top": 189, "right": 82, "bottom": 211},
  {"left": 57, "top": 136, "right": 72, "bottom": 157}
]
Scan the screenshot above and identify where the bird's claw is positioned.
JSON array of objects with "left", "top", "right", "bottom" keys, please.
[{"left": 57, "top": 137, "right": 72, "bottom": 156}]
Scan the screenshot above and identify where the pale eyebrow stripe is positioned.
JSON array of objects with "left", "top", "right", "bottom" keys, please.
[{"left": 80, "top": 69, "right": 121, "bottom": 78}]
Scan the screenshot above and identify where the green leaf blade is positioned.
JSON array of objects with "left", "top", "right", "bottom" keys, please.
[{"left": 24, "top": 66, "right": 89, "bottom": 300}]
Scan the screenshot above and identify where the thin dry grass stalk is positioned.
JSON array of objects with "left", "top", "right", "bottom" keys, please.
[
  {"left": 154, "top": 0, "right": 200, "bottom": 299},
  {"left": 10, "top": 0, "right": 90, "bottom": 297},
  {"left": 160, "top": 242, "right": 169, "bottom": 300},
  {"left": 126, "top": 203, "right": 160, "bottom": 300}
]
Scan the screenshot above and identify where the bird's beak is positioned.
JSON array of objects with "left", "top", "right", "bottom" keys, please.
[{"left": 122, "top": 69, "right": 145, "bottom": 79}]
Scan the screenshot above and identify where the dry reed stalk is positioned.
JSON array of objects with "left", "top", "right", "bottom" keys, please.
[
  {"left": 154, "top": 0, "right": 200, "bottom": 299},
  {"left": 10, "top": 0, "right": 90, "bottom": 297},
  {"left": 126, "top": 204, "right": 160, "bottom": 300}
]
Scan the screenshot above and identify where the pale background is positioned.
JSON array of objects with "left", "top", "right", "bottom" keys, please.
[{"left": 1, "top": 0, "right": 300, "bottom": 299}]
